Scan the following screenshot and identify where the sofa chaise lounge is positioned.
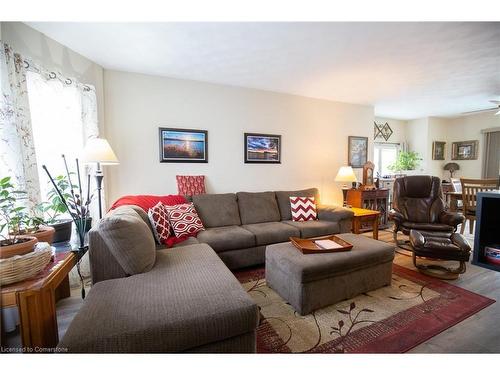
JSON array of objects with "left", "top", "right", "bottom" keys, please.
[{"left": 58, "top": 188, "right": 353, "bottom": 353}]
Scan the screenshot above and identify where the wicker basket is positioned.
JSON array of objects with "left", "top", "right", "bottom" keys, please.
[{"left": 0, "top": 242, "right": 53, "bottom": 286}]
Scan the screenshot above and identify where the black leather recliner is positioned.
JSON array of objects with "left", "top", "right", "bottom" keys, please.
[{"left": 389, "top": 175, "right": 464, "bottom": 243}]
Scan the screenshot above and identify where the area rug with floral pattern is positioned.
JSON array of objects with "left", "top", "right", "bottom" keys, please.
[{"left": 235, "top": 264, "right": 495, "bottom": 353}]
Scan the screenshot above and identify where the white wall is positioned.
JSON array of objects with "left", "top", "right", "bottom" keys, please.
[
  {"left": 427, "top": 117, "right": 450, "bottom": 180},
  {"left": 104, "top": 70, "right": 374, "bottom": 206},
  {"left": 405, "top": 118, "right": 429, "bottom": 174},
  {"left": 374, "top": 117, "right": 407, "bottom": 145},
  {"left": 446, "top": 112, "right": 500, "bottom": 179}
]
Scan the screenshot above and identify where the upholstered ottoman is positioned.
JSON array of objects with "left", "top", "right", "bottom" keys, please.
[
  {"left": 409, "top": 230, "right": 471, "bottom": 280},
  {"left": 265, "top": 233, "right": 395, "bottom": 315}
]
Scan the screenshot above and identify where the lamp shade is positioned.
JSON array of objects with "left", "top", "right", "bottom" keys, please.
[
  {"left": 335, "top": 166, "right": 358, "bottom": 183},
  {"left": 81, "top": 138, "right": 119, "bottom": 165},
  {"left": 443, "top": 162, "right": 459, "bottom": 172}
]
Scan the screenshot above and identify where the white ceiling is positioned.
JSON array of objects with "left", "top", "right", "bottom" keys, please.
[{"left": 27, "top": 22, "right": 500, "bottom": 120}]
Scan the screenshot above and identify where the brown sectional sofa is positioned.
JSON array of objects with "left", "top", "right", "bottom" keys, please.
[{"left": 58, "top": 188, "right": 353, "bottom": 353}]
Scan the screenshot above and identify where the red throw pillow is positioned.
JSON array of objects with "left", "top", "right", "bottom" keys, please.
[
  {"left": 176, "top": 175, "right": 206, "bottom": 196},
  {"left": 147, "top": 202, "right": 171, "bottom": 244},
  {"left": 165, "top": 203, "right": 205, "bottom": 238},
  {"left": 290, "top": 196, "right": 317, "bottom": 222},
  {"left": 109, "top": 195, "right": 187, "bottom": 212}
]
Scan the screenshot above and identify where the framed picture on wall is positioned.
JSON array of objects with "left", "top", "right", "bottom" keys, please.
[
  {"left": 432, "top": 141, "right": 446, "bottom": 160},
  {"left": 348, "top": 136, "right": 368, "bottom": 168},
  {"left": 451, "top": 140, "right": 478, "bottom": 160},
  {"left": 159, "top": 127, "right": 208, "bottom": 163},
  {"left": 244, "top": 133, "right": 281, "bottom": 163}
]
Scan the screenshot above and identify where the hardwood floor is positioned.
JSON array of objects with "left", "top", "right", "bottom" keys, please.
[{"left": 3, "top": 222, "right": 499, "bottom": 353}]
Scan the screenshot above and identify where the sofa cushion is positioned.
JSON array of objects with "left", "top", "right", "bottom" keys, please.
[
  {"left": 58, "top": 244, "right": 259, "bottom": 353},
  {"left": 99, "top": 206, "right": 156, "bottom": 275},
  {"left": 275, "top": 188, "right": 320, "bottom": 220},
  {"left": 237, "top": 191, "right": 280, "bottom": 224},
  {"left": 192, "top": 193, "right": 241, "bottom": 227},
  {"left": 196, "top": 226, "right": 255, "bottom": 252},
  {"left": 242, "top": 222, "right": 300, "bottom": 246},
  {"left": 282, "top": 220, "right": 340, "bottom": 238}
]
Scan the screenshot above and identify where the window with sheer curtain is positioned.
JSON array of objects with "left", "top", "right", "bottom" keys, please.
[{"left": 26, "top": 71, "right": 87, "bottom": 200}]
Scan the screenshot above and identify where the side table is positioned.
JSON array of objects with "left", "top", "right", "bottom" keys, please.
[
  {"left": 350, "top": 207, "right": 381, "bottom": 240},
  {"left": 1, "top": 250, "right": 76, "bottom": 349}
]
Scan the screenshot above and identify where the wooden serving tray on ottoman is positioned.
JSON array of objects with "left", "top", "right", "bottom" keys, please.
[{"left": 290, "top": 235, "right": 353, "bottom": 254}]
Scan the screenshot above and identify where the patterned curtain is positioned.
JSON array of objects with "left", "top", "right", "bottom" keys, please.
[
  {"left": 0, "top": 42, "right": 41, "bottom": 209},
  {"left": 1, "top": 41, "right": 101, "bottom": 216}
]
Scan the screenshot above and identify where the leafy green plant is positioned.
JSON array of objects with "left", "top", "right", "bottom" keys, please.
[
  {"left": 388, "top": 151, "right": 421, "bottom": 172},
  {"left": 34, "top": 174, "right": 77, "bottom": 225},
  {"left": 0, "top": 176, "right": 28, "bottom": 245}
]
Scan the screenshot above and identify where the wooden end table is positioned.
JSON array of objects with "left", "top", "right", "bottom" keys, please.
[
  {"left": 349, "top": 207, "right": 381, "bottom": 240},
  {"left": 1, "top": 250, "right": 76, "bottom": 349}
]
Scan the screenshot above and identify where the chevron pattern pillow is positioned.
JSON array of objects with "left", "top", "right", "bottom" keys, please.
[
  {"left": 290, "top": 196, "right": 317, "bottom": 222},
  {"left": 165, "top": 203, "right": 205, "bottom": 238}
]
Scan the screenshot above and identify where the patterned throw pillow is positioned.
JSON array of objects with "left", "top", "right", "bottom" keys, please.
[
  {"left": 290, "top": 196, "right": 318, "bottom": 222},
  {"left": 176, "top": 175, "right": 206, "bottom": 196},
  {"left": 147, "top": 202, "right": 171, "bottom": 244},
  {"left": 165, "top": 203, "right": 205, "bottom": 238}
]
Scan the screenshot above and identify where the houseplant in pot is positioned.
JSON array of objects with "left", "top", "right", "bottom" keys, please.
[
  {"left": 0, "top": 176, "right": 38, "bottom": 259},
  {"left": 43, "top": 155, "right": 93, "bottom": 298},
  {"left": 388, "top": 151, "right": 421, "bottom": 175},
  {"left": 35, "top": 174, "right": 79, "bottom": 243}
]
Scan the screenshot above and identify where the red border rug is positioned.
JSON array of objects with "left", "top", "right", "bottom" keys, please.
[{"left": 234, "top": 264, "right": 495, "bottom": 353}]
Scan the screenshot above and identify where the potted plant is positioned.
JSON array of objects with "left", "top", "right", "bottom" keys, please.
[
  {"left": 36, "top": 174, "right": 79, "bottom": 243},
  {"left": 43, "top": 155, "right": 93, "bottom": 298},
  {"left": 388, "top": 151, "right": 421, "bottom": 174},
  {"left": 18, "top": 210, "right": 56, "bottom": 244},
  {"left": 0, "top": 176, "right": 38, "bottom": 259}
]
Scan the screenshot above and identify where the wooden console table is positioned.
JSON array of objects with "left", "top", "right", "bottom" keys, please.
[{"left": 1, "top": 250, "right": 76, "bottom": 349}]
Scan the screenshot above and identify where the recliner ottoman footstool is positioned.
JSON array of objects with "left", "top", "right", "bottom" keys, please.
[{"left": 265, "top": 233, "right": 395, "bottom": 315}]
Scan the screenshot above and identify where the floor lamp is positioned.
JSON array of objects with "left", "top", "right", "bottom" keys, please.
[
  {"left": 335, "top": 166, "right": 358, "bottom": 207},
  {"left": 82, "top": 138, "right": 119, "bottom": 219}
]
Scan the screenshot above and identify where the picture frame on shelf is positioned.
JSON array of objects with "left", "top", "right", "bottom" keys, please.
[
  {"left": 244, "top": 133, "right": 281, "bottom": 164},
  {"left": 348, "top": 136, "right": 368, "bottom": 168},
  {"left": 451, "top": 140, "right": 478, "bottom": 160},
  {"left": 159, "top": 127, "right": 208, "bottom": 163},
  {"left": 432, "top": 141, "right": 446, "bottom": 160}
]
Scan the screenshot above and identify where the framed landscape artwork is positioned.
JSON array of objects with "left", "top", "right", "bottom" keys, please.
[
  {"left": 244, "top": 133, "right": 281, "bottom": 163},
  {"left": 348, "top": 136, "right": 368, "bottom": 168},
  {"left": 432, "top": 141, "right": 446, "bottom": 160},
  {"left": 451, "top": 140, "right": 478, "bottom": 160},
  {"left": 159, "top": 128, "right": 208, "bottom": 163}
]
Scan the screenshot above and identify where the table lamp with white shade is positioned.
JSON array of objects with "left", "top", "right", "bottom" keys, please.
[
  {"left": 335, "top": 166, "right": 358, "bottom": 207},
  {"left": 82, "top": 138, "right": 119, "bottom": 219}
]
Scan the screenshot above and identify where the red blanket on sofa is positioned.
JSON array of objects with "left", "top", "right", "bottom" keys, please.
[{"left": 109, "top": 194, "right": 190, "bottom": 247}]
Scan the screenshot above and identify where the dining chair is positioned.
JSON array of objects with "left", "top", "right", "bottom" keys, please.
[{"left": 460, "top": 178, "right": 499, "bottom": 234}]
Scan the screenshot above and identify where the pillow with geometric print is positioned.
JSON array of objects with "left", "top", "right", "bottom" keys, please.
[
  {"left": 289, "top": 196, "right": 317, "bottom": 222},
  {"left": 147, "top": 202, "right": 171, "bottom": 244},
  {"left": 164, "top": 202, "right": 205, "bottom": 238}
]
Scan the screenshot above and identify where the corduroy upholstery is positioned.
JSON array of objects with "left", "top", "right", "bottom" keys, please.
[
  {"left": 266, "top": 234, "right": 395, "bottom": 315},
  {"left": 58, "top": 244, "right": 259, "bottom": 353},
  {"left": 98, "top": 206, "right": 156, "bottom": 275}
]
